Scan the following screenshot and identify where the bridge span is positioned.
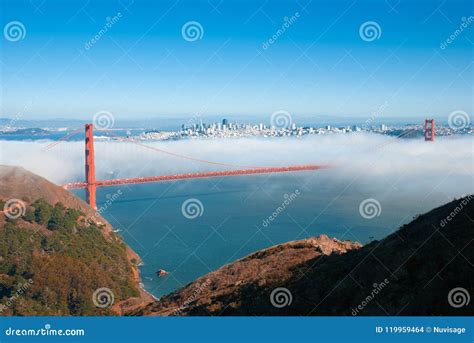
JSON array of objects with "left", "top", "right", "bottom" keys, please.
[{"left": 62, "top": 124, "right": 328, "bottom": 209}]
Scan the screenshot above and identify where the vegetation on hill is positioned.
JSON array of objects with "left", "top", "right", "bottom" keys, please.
[{"left": 0, "top": 198, "right": 139, "bottom": 316}]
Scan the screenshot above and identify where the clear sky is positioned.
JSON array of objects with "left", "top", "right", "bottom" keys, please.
[{"left": 1, "top": 0, "right": 473, "bottom": 121}]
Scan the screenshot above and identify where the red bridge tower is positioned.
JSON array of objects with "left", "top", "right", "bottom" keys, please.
[
  {"left": 425, "top": 119, "right": 435, "bottom": 142},
  {"left": 85, "top": 124, "right": 97, "bottom": 209}
]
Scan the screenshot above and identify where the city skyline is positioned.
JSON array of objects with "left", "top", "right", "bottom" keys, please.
[{"left": 2, "top": 0, "right": 472, "bottom": 120}]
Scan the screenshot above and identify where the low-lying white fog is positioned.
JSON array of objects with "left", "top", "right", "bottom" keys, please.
[{"left": 1, "top": 133, "right": 472, "bottom": 200}]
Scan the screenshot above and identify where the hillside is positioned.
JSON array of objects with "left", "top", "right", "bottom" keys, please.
[
  {"left": 0, "top": 165, "right": 153, "bottom": 315},
  {"left": 133, "top": 195, "right": 473, "bottom": 316}
]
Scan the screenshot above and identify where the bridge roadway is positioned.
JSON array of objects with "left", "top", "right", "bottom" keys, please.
[{"left": 62, "top": 164, "right": 328, "bottom": 189}]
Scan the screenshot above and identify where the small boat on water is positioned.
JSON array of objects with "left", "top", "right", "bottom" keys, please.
[{"left": 156, "top": 269, "right": 169, "bottom": 277}]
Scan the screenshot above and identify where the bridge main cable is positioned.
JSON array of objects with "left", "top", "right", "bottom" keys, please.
[{"left": 100, "top": 129, "right": 260, "bottom": 169}]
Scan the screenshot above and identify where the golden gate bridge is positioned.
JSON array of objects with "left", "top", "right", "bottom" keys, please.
[
  {"left": 62, "top": 124, "right": 329, "bottom": 209},
  {"left": 61, "top": 119, "right": 435, "bottom": 209}
]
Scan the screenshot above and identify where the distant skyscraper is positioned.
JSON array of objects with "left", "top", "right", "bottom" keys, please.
[{"left": 222, "top": 119, "right": 228, "bottom": 126}]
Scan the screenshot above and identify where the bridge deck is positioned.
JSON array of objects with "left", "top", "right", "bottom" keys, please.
[{"left": 62, "top": 164, "right": 328, "bottom": 189}]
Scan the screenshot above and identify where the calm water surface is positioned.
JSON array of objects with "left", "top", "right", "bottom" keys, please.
[{"left": 74, "top": 171, "right": 445, "bottom": 298}]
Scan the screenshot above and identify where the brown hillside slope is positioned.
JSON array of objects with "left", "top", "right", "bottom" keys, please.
[
  {"left": 133, "top": 195, "right": 473, "bottom": 316},
  {"left": 0, "top": 165, "right": 153, "bottom": 315}
]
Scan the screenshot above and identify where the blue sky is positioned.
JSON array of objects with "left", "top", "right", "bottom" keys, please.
[{"left": 1, "top": 0, "right": 473, "bottom": 121}]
